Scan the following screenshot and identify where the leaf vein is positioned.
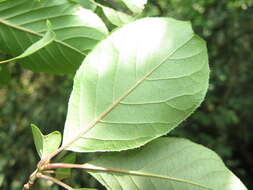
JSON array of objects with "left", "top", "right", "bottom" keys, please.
[
  {"left": 3, "top": 2, "right": 68, "bottom": 20},
  {"left": 120, "top": 89, "right": 203, "bottom": 105},
  {"left": 0, "top": 0, "right": 26, "bottom": 13},
  {"left": 146, "top": 61, "right": 205, "bottom": 81},
  {"left": 0, "top": 18, "right": 86, "bottom": 57}
]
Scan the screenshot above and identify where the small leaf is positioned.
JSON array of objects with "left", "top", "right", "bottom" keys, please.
[
  {"left": 0, "top": 21, "right": 55, "bottom": 64},
  {"left": 31, "top": 124, "right": 61, "bottom": 159},
  {"left": 87, "top": 137, "right": 247, "bottom": 190},
  {"left": 55, "top": 153, "right": 76, "bottom": 180},
  {"left": 63, "top": 17, "right": 209, "bottom": 152},
  {"left": 102, "top": 6, "right": 134, "bottom": 27},
  {"left": 120, "top": 0, "right": 147, "bottom": 14}
]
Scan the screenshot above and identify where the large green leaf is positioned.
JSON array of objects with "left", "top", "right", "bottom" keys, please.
[
  {"left": 87, "top": 138, "right": 247, "bottom": 190},
  {"left": 31, "top": 124, "right": 62, "bottom": 159},
  {"left": 63, "top": 17, "right": 209, "bottom": 152},
  {"left": 0, "top": 0, "right": 108, "bottom": 74}
]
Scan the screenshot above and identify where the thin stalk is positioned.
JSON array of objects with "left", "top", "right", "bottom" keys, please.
[
  {"left": 47, "top": 163, "right": 215, "bottom": 190},
  {"left": 37, "top": 174, "right": 74, "bottom": 190}
]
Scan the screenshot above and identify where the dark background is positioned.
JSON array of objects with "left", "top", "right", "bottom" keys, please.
[{"left": 0, "top": 0, "right": 252, "bottom": 189}]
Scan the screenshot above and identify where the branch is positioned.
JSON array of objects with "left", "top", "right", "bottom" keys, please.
[{"left": 22, "top": 169, "right": 38, "bottom": 190}]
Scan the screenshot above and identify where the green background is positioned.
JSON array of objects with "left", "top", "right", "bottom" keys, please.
[{"left": 0, "top": 0, "right": 253, "bottom": 189}]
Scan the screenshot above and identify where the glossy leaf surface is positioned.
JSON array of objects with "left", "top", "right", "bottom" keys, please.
[
  {"left": 31, "top": 124, "right": 61, "bottom": 159},
  {"left": 87, "top": 138, "right": 247, "bottom": 190},
  {"left": 0, "top": 0, "right": 108, "bottom": 74},
  {"left": 63, "top": 17, "right": 209, "bottom": 152}
]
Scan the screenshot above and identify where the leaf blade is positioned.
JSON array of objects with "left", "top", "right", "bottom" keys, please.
[
  {"left": 31, "top": 124, "right": 62, "bottom": 159},
  {"left": 63, "top": 17, "right": 210, "bottom": 152},
  {"left": 0, "top": 0, "right": 108, "bottom": 74},
  {"left": 87, "top": 138, "right": 247, "bottom": 190},
  {"left": 120, "top": 0, "right": 147, "bottom": 14},
  {"left": 102, "top": 6, "right": 134, "bottom": 27},
  {"left": 0, "top": 21, "right": 55, "bottom": 64}
]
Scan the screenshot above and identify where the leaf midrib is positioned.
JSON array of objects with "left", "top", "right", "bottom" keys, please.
[
  {"left": 0, "top": 18, "right": 86, "bottom": 56},
  {"left": 85, "top": 163, "right": 215, "bottom": 190},
  {"left": 62, "top": 33, "right": 195, "bottom": 149}
]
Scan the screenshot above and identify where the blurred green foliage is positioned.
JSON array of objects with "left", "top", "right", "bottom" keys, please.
[{"left": 0, "top": 0, "right": 253, "bottom": 189}]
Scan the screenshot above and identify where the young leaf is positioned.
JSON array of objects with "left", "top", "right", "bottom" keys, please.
[
  {"left": 55, "top": 153, "right": 76, "bottom": 180},
  {"left": 102, "top": 6, "right": 134, "bottom": 27},
  {"left": 120, "top": 0, "right": 147, "bottom": 14},
  {"left": 63, "top": 17, "right": 209, "bottom": 152},
  {"left": 31, "top": 124, "right": 62, "bottom": 159},
  {"left": 0, "top": 21, "right": 55, "bottom": 64},
  {"left": 0, "top": 0, "right": 108, "bottom": 74},
  {"left": 87, "top": 138, "right": 247, "bottom": 190}
]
